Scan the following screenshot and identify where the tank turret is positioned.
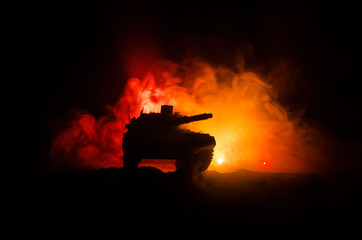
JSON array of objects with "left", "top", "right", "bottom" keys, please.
[{"left": 122, "top": 105, "right": 216, "bottom": 175}]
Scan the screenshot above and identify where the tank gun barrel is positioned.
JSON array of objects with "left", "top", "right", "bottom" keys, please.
[{"left": 175, "top": 113, "right": 213, "bottom": 125}]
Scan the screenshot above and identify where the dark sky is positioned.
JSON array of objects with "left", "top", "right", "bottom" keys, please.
[{"left": 33, "top": 0, "right": 362, "bottom": 168}]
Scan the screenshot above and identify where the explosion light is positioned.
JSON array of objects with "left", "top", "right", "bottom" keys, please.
[{"left": 51, "top": 59, "right": 324, "bottom": 173}]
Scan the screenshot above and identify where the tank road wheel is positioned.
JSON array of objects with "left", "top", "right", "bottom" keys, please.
[
  {"left": 175, "top": 157, "right": 187, "bottom": 173},
  {"left": 175, "top": 147, "right": 214, "bottom": 175},
  {"left": 123, "top": 153, "right": 140, "bottom": 171},
  {"left": 191, "top": 148, "right": 213, "bottom": 173}
]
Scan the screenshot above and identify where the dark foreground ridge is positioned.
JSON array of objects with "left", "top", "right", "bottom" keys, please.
[{"left": 35, "top": 167, "right": 361, "bottom": 238}]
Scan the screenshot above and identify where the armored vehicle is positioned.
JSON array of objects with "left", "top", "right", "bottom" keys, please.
[{"left": 122, "top": 105, "right": 216, "bottom": 174}]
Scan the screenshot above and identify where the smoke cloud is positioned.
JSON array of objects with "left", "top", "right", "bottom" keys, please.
[{"left": 51, "top": 57, "right": 327, "bottom": 172}]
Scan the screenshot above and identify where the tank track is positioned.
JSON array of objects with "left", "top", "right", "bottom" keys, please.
[{"left": 123, "top": 147, "right": 214, "bottom": 174}]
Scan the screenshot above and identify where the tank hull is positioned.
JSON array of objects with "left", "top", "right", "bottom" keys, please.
[
  {"left": 123, "top": 132, "right": 216, "bottom": 173},
  {"left": 122, "top": 105, "right": 216, "bottom": 174}
]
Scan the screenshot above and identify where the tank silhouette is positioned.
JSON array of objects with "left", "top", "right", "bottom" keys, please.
[{"left": 122, "top": 105, "right": 216, "bottom": 174}]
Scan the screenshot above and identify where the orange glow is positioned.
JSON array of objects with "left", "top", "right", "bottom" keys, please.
[
  {"left": 51, "top": 58, "right": 324, "bottom": 173},
  {"left": 113, "top": 59, "right": 324, "bottom": 173}
]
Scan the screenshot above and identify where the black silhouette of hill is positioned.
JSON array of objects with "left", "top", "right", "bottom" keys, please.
[{"left": 34, "top": 167, "right": 361, "bottom": 238}]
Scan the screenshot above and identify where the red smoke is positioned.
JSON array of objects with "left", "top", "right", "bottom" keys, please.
[
  {"left": 51, "top": 58, "right": 326, "bottom": 172},
  {"left": 50, "top": 109, "right": 124, "bottom": 169}
]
